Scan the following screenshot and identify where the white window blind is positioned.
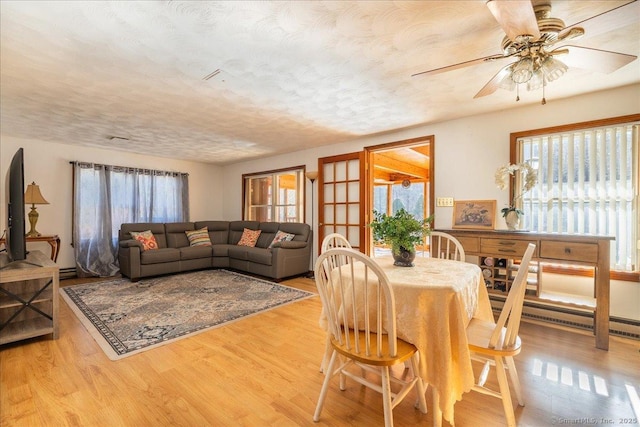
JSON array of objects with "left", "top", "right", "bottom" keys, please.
[{"left": 518, "top": 122, "right": 639, "bottom": 271}]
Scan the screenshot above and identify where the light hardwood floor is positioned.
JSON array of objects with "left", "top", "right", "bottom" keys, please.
[{"left": 1, "top": 275, "right": 639, "bottom": 426}]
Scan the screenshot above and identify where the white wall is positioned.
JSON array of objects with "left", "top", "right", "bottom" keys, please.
[
  {"left": 1, "top": 84, "right": 638, "bottom": 318},
  {"left": 220, "top": 84, "right": 640, "bottom": 320},
  {"left": 0, "top": 136, "right": 224, "bottom": 270},
  {"left": 221, "top": 84, "right": 640, "bottom": 227}
]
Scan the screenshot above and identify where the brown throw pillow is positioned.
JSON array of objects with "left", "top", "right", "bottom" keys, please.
[{"left": 237, "top": 228, "right": 261, "bottom": 247}]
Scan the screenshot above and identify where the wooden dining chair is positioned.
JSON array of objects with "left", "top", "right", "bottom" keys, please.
[
  {"left": 320, "top": 232, "right": 352, "bottom": 252},
  {"left": 313, "top": 248, "right": 428, "bottom": 427},
  {"left": 428, "top": 231, "right": 466, "bottom": 261},
  {"left": 319, "top": 233, "right": 352, "bottom": 366},
  {"left": 318, "top": 233, "right": 353, "bottom": 372},
  {"left": 464, "top": 243, "right": 536, "bottom": 427}
]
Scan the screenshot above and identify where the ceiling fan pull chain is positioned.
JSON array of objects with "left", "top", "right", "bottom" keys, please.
[
  {"left": 541, "top": 75, "right": 547, "bottom": 105},
  {"left": 516, "top": 84, "right": 520, "bottom": 102}
]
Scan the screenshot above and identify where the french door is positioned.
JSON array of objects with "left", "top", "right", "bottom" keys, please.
[
  {"left": 318, "top": 152, "right": 366, "bottom": 253},
  {"left": 317, "top": 136, "right": 434, "bottom": 257}
]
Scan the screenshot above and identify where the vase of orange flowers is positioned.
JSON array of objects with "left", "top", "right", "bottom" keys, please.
[{"left": 495, "top": 162, "right": 538, "bottom": 230}]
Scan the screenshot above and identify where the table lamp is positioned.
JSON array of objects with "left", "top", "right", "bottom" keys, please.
[{"left": 24, "top": 181, "right": 49, "bottom": 237}]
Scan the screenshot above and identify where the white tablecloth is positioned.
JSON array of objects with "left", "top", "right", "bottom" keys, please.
[{"left": 326, "top": 256, "right": 493, "bottom": 422}]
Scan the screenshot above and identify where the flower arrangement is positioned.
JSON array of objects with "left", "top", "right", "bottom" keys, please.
[{"left": 495, "top": 162, "right": 538, "bottom": 218}]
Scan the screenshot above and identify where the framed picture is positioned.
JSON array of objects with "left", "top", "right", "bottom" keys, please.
[{"left": 452, "top": 200, "right": 496, "bottom": 230}]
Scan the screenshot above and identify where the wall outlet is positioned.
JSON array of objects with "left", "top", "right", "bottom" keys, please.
[{"left": 436, "top": 197, "right": 454, "bottom": 207}]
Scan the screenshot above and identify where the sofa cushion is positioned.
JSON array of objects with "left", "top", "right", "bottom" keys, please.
[
  {"left": 185, "top": 227, "right": 212, "bottom": 247},
  {"left": 269, "top": 230, "right": 295, "bottom": 248},
  {"left": 212, "top": 244, "right": 234, "bottom": 257},
  {"left": 278, "top": 222, "right": 311, "bottom": 242},
  {"left": 130, "top": 230, "right": 159, "bottom": 251},
  {"left": 246, "top": 247, "right": 273, "bottom": 265},
  {"left": 228, "top": 245, "right": 249, "bottom": 260},
  {"left": 165, "top": 222, "right": 195, "bottom": 248},
  {"left": 237, "top": 228, "right": 261, "bottom": 247},
  {"left": 256, "top": 222, "right": 280, "bottom": 248},
  {"left": 180, "top": 245, "right": 213, "bottom": 260},
  {"left": 229, "top": 221, "right": 260, "bottom": 244},
  {"left": 140, "top": 248, "right": 180, "bottom": 264},
  {"left": 195, "top": 221, "right": 230, "bottom": 244}
]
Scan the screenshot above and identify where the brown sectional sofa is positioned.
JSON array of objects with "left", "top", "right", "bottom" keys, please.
[{"left": 118, "top": 220, "right": 312, "bottom": 281}]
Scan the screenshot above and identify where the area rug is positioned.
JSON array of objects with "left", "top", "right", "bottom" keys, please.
[{"left": 60, "top": 270, "right": 315, "bottom": 360}]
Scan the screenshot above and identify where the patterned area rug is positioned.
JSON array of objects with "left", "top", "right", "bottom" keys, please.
[{"left": 60, "top": 269, "right": 315, "bottom": 360}]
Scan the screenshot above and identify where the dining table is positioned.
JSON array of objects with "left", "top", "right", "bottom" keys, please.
[{"left": 335, "top": 255, "right": 494, "bottom": 425}]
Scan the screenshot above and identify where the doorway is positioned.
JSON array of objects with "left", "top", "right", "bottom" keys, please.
[
  {"left": 316, "top": 135, "right": 433, "bottom": 256},
  {"left": 365, "top": 135, "right": 433, "bottom": 255}
]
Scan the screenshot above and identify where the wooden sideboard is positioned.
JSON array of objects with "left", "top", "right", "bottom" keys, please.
[{"left": 438, "top": 229, "right": 614, "bottom": 350}]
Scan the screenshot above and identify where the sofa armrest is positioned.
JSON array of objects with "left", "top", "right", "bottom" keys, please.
[
  {"left": 271, "top": 241, "right": 307, "bottom": 249},
  {"left": 120, "top": 239, "right": 143, "bottom": 249},
  {"left": 118, "top": 242, "right": 142, "bottom": 280}
]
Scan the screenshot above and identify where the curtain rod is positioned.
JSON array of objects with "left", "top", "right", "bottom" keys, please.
[{"left": 69, "top": 161, "right": 188, "bottom": 176}]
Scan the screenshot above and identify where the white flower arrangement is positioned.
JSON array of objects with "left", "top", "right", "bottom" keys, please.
[{"left": 495, "top": 162, "right": 538, "bottom": 217}]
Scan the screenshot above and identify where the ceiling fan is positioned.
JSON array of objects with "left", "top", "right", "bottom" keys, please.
[{"left": 413, "top": 0, "right": 638, "bottom": 103}]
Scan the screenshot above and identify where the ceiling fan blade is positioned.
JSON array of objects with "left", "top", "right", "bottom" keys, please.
[
  {"left": 486, "top": 0, "right": 540, "bottom": 42},
  {"left": 473, "top": 64, "right": 515, "bottom": 98},
  {"left": 412, "top": 54, "right": 506, "bottom": 77},
  {"left": 559, "top": 0, "right": 639, "bottom": 41},
  {"left": 559, "top": 45, "right": 637, "bottom": 74}
]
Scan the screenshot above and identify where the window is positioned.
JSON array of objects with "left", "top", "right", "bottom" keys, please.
[
  {"left": 373, "top": 182, "right": 428, "bottom": 220},
  {"left": 513, "top": 116, "right": 639, "bottom": 271},
  {"left": 73, "top": 162, "right": 189, "bottom": 277},
  {"left": 243, "top": 166, "right": 304, "bottom": 222}
]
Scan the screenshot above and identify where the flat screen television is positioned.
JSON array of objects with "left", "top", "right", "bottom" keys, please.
[{"left": 4, "top": 147, "right": 27, "bottom": 261}]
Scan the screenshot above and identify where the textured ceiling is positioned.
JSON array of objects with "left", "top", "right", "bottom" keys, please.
[{"left": 1, "top": 1, "right": 638, "bottom": 165}]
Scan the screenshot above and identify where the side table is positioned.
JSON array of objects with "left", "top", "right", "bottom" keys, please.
[{"left": 0, "top": 235, "right": 60, "bottom": 262}]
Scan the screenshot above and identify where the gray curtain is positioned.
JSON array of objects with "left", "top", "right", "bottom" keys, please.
[{"left": 72, "top": 162, "right": 189, "bottom": 277}]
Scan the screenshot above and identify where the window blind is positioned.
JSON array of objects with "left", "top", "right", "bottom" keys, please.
[{"left": 518, "top": 123, "right": 639, "bottom": 271}]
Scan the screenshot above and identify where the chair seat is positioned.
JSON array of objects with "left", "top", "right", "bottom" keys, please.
[
  {"left": 331, "top": 333, "right": 418, "bottom": 367},
  {"left": 466, "top": 318, "right": 522, "bottom": 357}
]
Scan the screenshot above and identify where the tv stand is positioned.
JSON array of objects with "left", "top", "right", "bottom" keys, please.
[
  {"left": 0, "top": 257, "right": 43, "bottom": 270},
  {"left": 0, "top": 250, "right": 59, "bottom": 345}
]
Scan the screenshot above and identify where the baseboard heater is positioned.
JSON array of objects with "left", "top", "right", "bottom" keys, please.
[
  {"left": 59, "top": 267, "right": 77, "bottom": 280},
  {"left": 489, "top": 294, "right": 640, "bottom": 341}
]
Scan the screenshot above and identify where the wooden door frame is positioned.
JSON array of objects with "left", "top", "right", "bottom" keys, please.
[
  {"left": 316, "top": 135, "right": 434, "bottom": 257},
  {"left": 317, "top": 152, "right": 366, "bottom": 255},
  {"left": 364, "top": 135, "right": 435, "bottom": 255}
]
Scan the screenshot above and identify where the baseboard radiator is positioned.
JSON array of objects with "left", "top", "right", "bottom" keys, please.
[
  {"left": 60, "top": 267, "right": 77, "bottom": 280},
  {"left": 489, "top": 295, "right": 640, "bottom": 341}
]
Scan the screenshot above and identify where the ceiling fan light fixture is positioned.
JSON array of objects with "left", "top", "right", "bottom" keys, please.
[
  {"left": 540, "top": 56, "right": 568, "bottom": 82},
  {"left": 511, "top": 57, "right": 534, "bottom": 83},
  {"left": 498, "top": 65, "right": 517, "bottom": 91},
  {"left": 526, "top": 69, "right": 544, "bottom": 91}
]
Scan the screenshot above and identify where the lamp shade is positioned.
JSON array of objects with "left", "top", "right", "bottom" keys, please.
[
  {"left": 24, "top": 182, "right": 49, "bottom": 205},
  {"left": 511, "top": 57, "right": 534, "bottom": 84},
  {"left": 305, "top": 171, "right": 319, "bottom": 181}
]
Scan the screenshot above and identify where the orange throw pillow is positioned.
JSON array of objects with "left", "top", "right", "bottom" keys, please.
[
  {"left": 130, "top": 230, "right": 159, "bottom": 251},
  {"left": 237, "top": 228, "right": 261, "bottom": 247}
]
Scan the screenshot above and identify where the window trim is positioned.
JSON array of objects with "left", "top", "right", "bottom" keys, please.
[
  {"left": 242, "top": 165, "right": 306, "bottom": 222},
  {"left": 510, "top": 113, "right": 640, "bottom": 278}
]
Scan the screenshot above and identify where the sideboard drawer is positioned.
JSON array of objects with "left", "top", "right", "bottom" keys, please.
[
  {"left": 480, "top": 238, "right": 536, "bottom": 257},
  {"left": 540, "top": 241, "right": 598, "bottom": 263},
  {"left": 457, "top": 237, "right": 479, "bottom": 253}
]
